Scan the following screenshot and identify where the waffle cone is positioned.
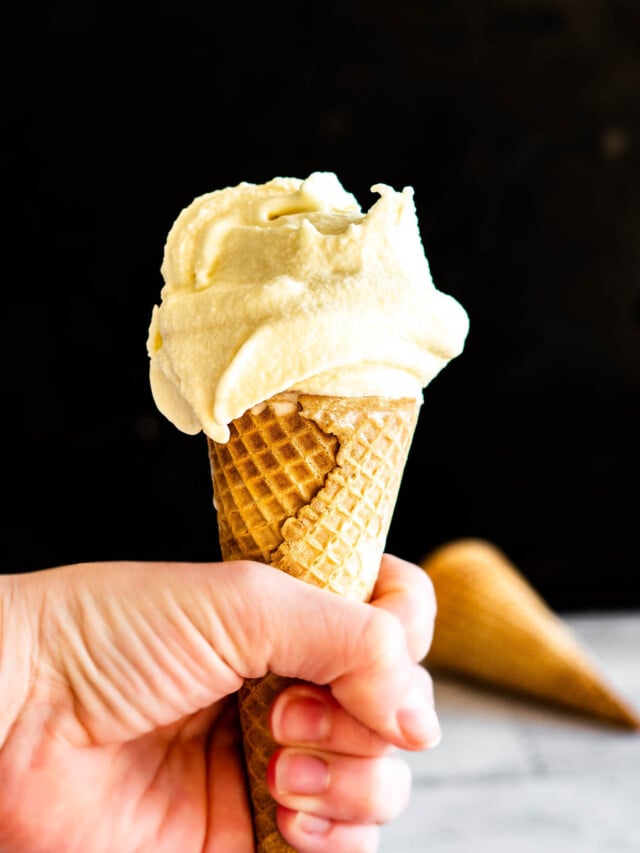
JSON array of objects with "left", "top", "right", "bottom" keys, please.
[
  {"left": 208, "top": 392, "right": 420, "bottom": 851},
  {"left": 422, "top": 539, "right": 640, "bottom": 729}
]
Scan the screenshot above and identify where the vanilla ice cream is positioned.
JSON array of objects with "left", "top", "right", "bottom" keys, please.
[{"left": 147, "top": 172, "right": 469, "bottom": 443}]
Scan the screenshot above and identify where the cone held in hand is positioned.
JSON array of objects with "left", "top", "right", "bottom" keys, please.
[
  {"left": 422, "top": 539, "right": 640, "bottom": 729},
  {"left": 208, "top": 392, "right": 420, "bottom": 852}
]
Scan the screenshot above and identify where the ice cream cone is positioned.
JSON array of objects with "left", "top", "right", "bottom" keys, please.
[
  {"left": 208, "top": 391, "right": 421, "bottom": 851},
  {"left": 149, "top": 172, "right": 469, "bottom": 848},
  {"left": 422, "top": 539, "right": 640, "bottom": 729}
]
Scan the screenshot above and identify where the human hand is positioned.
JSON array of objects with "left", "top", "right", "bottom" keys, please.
[{"left": 0, "top": 554, "right": 438, "bottom": 852}]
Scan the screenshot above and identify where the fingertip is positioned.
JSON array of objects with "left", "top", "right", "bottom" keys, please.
[{"left": 396, "top": 682, "right": 442, "bottom": 750}]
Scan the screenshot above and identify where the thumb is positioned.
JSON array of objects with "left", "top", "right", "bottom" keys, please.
[{"left": 208, "top": 558, "right": 434, "bottom": 750}]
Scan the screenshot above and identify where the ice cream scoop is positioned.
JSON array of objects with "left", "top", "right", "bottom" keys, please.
[{"left": 147, "top": 172, "right": 469, "bottom": 442}]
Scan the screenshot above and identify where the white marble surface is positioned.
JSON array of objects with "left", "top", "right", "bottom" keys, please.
[{"left": 380, "top": 611, "right": 640, "bottom": 852}]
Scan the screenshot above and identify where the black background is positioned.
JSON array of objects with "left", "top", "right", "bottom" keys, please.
[{"left": 2, "top": 1, "right": 638, "bottom": 611}]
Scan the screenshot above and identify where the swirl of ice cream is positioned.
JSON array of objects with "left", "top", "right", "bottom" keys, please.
[{"left": 147, "top": 172, "right": 469, "bottom": 443}]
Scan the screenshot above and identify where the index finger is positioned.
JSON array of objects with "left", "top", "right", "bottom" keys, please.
[{"left": 370, "top": 554, "right": 436, "bottom": 662}]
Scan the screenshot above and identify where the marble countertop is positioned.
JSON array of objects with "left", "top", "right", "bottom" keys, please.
[{"left": 380, "top": 611, "right": 640, "bottom": 853}]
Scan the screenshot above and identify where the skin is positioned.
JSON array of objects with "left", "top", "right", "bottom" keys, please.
[{"left": 0, "top": 554, "right": 440, "bottom": 853}]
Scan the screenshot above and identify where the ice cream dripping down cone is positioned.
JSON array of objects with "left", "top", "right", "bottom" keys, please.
[
  {"left": 422, "top": 539, "right": 640, "bottom": 730},
  {"left": 208, "top": 392, "right": 421, "bottom": 851}
]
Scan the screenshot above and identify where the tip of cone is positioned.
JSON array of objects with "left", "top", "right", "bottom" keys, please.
[{"left": 420, "top": 538, "right": 640, "bottom": 731}]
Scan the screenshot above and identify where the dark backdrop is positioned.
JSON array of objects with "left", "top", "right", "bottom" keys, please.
[{"left": 2, "top": 1, "right": 638, "bottom": 611}]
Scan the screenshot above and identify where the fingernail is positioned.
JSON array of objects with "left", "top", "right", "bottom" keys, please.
[
  {"left": 294, "top": 812, "right": 332, "bottom": 836},
  {"left": 274, "top": 694, "right": 331, "bottom": 744},
  {"left": 397, "top": 685, "right": 442, "bottom": 748},
  {"left": 275, "top": 751, "right": 330, "bottom": 795}
]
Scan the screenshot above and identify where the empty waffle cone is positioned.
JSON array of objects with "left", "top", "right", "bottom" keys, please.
[
  {"left": 208, "top": 392, "right": 420, "bottom": 852},
  {"left": 422, "top": 539, "right": 640, "bottom": 729}
]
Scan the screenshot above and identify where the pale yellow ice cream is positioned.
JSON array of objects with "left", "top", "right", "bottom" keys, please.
[{"left": 147, "top": 172, "right": 469, "bottom": 443}]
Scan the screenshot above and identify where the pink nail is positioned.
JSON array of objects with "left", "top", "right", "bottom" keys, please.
[
  {"left": 275, "top": 693, "right": 330, "bottom": 743},
  {"left": 276, "top": 751, "right": 330, "bottom": 795},
  {"left": 294, "top": 811, "right": 332, "bottom": 836}
]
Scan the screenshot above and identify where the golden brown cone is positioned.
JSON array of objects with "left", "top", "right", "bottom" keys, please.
[
  {"left": 208, "top": 392, "right": 420, "bottom": 852},
  {"left": 422, "top": 538, "right": 640, "bottom": 730}
]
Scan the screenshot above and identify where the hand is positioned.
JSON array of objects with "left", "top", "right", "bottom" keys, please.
[{"left": 0, "top": 554, "right": 439, "bottom": 853}]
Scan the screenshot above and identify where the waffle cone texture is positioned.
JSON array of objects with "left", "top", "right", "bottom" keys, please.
[
  {"left": 422, "top": 539, "right": 640, "bottom": 729},
  {"left": 208, "top": 392, "right": 420, "bottom": 851}
]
